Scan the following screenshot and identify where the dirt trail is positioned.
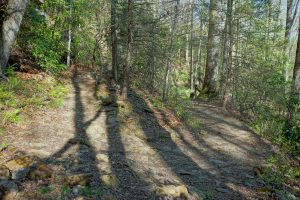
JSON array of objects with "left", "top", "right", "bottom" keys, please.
[{"left": 1, "top": 68, "right": 276, "bottom": 200}]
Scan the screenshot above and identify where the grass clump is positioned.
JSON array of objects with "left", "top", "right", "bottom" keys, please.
[
  {"left": 2, "top": 109, "right": 22, "bottom": 125},
  {"left": 0, "top": 70, "right": 68, "bottom": 125}
]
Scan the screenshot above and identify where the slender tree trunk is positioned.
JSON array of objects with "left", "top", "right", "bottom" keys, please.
[
  {"left": 189, "top": 0, "right": 194, "bottom": 92},
  {"left": 150, "top": 57, "right": 156, "bottom": 93},
  {"left": 148, "top": 27, "right": 156, "bottom": 92},
  {"left": 111, "top": 0, "right": 118, "bottom": 81},
  {"left": 0, "top": 0, "right": 28, "bottom": 79},
  {"left": 288, "top": 16, "right": 300, "bottom": 120},
  {"left": 219, "top": 1, "right": 228, "bottom": 94},
  {"left": 121, "top": 0, "right": 133, "bottom": 100},
  {"left": 265, "top": 0, "right": 272, "bottom": 61},
  {"left": 278, "top": 0, "right": 283, "bottom": 27},
  {"left": 196, "top": 2, "right": 204, "bottom": 88},
  {"left": 162, "top": 0, "right": 180, "bottom": 101},
  {"left": 222, "top": 0, "right": 233, "bottom": 107},
  {"left": 66, "top": 0, "right": 73, "bottom": 68},
  {"left": 185, "top": 34, "right": 189, "bottom": 66},
  {"left": 202, "top": 0, "right": 218, "bottom": 97}
]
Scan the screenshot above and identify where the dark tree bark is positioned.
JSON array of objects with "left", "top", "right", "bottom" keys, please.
[
  {"left": 121, "top": 0, "right": 133, "bottom": 100},
  {"left": 111, "top": 0, "right": 118, "bottom": 81}
]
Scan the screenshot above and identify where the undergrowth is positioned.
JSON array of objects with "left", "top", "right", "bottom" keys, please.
[
  {"left": 0, "top": 69, "right": 68, "bottom": 126},
  {"left": 258, "top": 155, "right": 300, "bottom": 199},
  {"left": 151, "top": 96, "right": 202, "bottom": 131}
]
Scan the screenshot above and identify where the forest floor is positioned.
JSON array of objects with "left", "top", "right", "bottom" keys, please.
[{"left": 0, "top": 67, "right": 289, "bottom": 200}]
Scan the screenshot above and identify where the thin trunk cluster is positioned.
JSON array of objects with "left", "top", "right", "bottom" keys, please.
[{"left": 162, "top": 0, "right": 180, "bottom": 101}]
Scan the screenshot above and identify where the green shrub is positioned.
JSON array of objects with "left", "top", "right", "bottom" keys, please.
[
  {"left": 2, "top": 109, "right": 22, "bottom": 125},
  {"left": 18, "top": 1, "right": 67, "bottom": 73},
  {"left": 49, "top": 84, "right": 68, "bottom": 108}
]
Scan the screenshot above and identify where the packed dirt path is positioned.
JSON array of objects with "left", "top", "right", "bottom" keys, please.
[{"left": 1, "top": 68, "right": 277, "bottom": 200}]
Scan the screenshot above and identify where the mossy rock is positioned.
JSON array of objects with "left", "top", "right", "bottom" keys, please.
[
  {"left": 52, "top": 173, "right": 93, "bottom": 186},
  {"left": 0, "top": 165, "right": 10, "bottom": 180},
  {"left": 101, "top": 174, "right": 118, "bottom": 189},
  {"left": 28, "top": 163, "right": 53, "bottom": 180}
]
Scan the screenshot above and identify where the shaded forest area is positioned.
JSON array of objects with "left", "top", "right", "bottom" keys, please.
[{"left": 0, "top": 0, "right": 300, "bottom": 199}]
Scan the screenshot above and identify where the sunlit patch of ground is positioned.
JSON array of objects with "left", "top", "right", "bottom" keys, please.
[{"left": 1, "top": 67, "right": 280, "bottom": 200}]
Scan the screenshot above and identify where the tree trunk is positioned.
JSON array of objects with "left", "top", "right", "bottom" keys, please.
[
  {"left": 162, "top": 0, "right": 180, "bottom": 101},
  {"left": 121, "top": 0, "right": 133, "bottom": 100},
  {"left": 0, "top": 0, "right": 28, "bottom": 79},
  {"left": 285, "top": 0, "right": 293, "bottom": 82},
  {"left": 222, "top": 0, "right": 233, "bottom": 107},
  {"left": 196, "top": 2, "right": 204, "bottom": 88},
  {"left": 185, "top": 34, "right": 189, "bottom": 66},
  {"left": 202, "top": 0, "right": 218, "bottom": 97},
  {"left": 288, "top": 16, "right": 300, "bottom": 120},
  {"left": 189, "top": 0, "right": 194, "bottom": 92},
  {"left": 265, "top": 0, "right": 272, "bottom": 61},
  {"left": 111, "top": 0, "right": 118, "bottom": 81},
  {"left": 66, "top": 0, "right": 73, "bottom": 68}
]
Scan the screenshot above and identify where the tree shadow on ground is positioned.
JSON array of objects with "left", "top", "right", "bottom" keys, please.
[
  {"left": 102, "top": 77, "right": 159, "bottom": 199},
  {"left": 47, "top": 67, "right": 158, "bottom": 199},
  {"left": 2, "top": 67, "right": 161, "bottom": 199},
  {"left": 126, "top": 90, "right": 270, "bottom": 199},
  {"left": 1, "top": 68, "right": 272, "bottom": 200},
  {"left": 0, "top": 66, "right": 106, "bottom": 199}
]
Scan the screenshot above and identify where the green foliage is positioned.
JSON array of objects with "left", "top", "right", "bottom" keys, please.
[
  {"left": 258, "top": 155, "right": 300, "bottom": 199},
  {"left": 60, "top": 185, "right": 71, "bottom": 196},
  {"left": 152, "top": 98, "right": 166, "bottom": 109},
  {"left": 38, "top": 186, "right": 53, "bottom": 195},
  {"left": 204, "top": 190, "right": 214, "bottom": 200},
  {"left": 0, "top": 71, "right": 67, "bottom": 126},
  {"left": 18, "top": 1, "right": 66, "bottom": 73},
  {"left": 172, "top": 99, "right": 202, "bottom": 130},
  {"left": 29, "top": 36, "right": 66, "bottom": 73},
  {"left": 151, "top": 96, "right": 202, "bottom": 131},
  {"left": 282, "top": 112, "right": 300, "bottom": 156},
  {"left": 2, "top": 109, "right": 22, "bottom": 125},
  {"left": 49, "top": 84, "right": 68, "bottom": 108},
  {"left": 82, "top": 186, "right": 93, "bottom": 197},
  {"left": 1, "top": 141, "right": 8, "bottom": 150}
]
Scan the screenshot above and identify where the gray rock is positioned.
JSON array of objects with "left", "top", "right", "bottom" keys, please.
[
  {"left": 11, "top": 168, "right": 30, "bottom": 180},
  {"left": 0, "top": 180, "right": 18, "bottom": 192},
  {"left": 72, "top": 185, "right": 83, "bottom": 196}
]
